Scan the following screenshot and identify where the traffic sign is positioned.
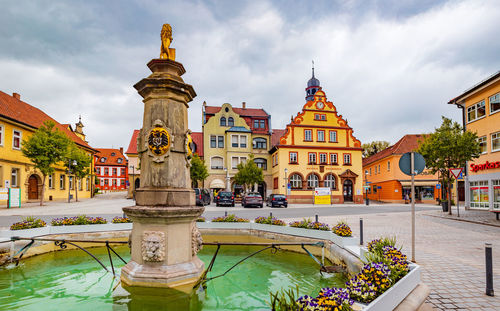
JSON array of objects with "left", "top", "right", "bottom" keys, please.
[
  {"left": 449, "top": 168, "right": 463, "bottom": 179},
  {"left": 436, "top": 184, "right": 441, "bottom": 189},
  {"left": 399, "top": 152, "right": 426, "bottom": 176}
]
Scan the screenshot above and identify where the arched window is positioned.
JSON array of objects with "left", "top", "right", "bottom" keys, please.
[
  {"left": 290, "top": 174, "right": 302, "bottom": 189},
  {"left": 307, "top": 174, "right": 319, "bottom": 189},
  {"left": 253, "top": 137, "right": 267, "bottom": 149},
  {"left": 324, "top": 174, "right": 336, "bottom": 190},
  {"left": 228, "top": 117, "right": 234, "bottom": 127},
  {"left": 254, "top": 158, "right": 267, "bottom": 170},
  {"left": 220, "top": 117, "right": 226, "bottom": 126},
  {"left": 211, "top": 156, "right": 224, "bottom": 170}
]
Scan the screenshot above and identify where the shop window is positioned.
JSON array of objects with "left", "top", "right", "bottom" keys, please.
[
  {"left": 492, "top": 132, "right": 500, "bottom": 152},
  {"left": 304, "top": 130, "right": 312, "bottom": 141},
  {"left": 290, "top": 174, "right": 302, "bottom": 189},
  {"left": 289, "top": 152, "right": 298, "bottom": 164},
  {"left": 307, "top": 174, "right": 319, "bottom": 189},
  {"left": 493, "top": 180, "right": 500, "bottom": 210},
  {"left": 228, "top": 117, "right": 234, "bottom": 127},
  {"left": 470, "top": 181, "right": 489, "bottom": 209},
  {"left": 467, "top": 100, "right": 486, "bottom": 123},
  {"left": 12, "top": 130, "right": 21, "bottom": 150},
  {"left": 478, "top": 136, "right": 487, "bottom": 154},
  {"left": 329, "top": 131, "right": 337, "bottom": 142},
  {"left": 490, "top": 93, "right": 500, "bottom": 114},
  {"left": 421, "top": 187, "right": 434, "bottom": 200}
]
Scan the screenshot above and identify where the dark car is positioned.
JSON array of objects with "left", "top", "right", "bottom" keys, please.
[
  {"left": 242, "top": 192, "right": 263, "bottom": 208},
  {"left": 267, "top": 194, "right": 288, "bottom": 208},
  {"left": 216, "top": 191, "right": 235, "bottom": 207},
  {"left": 194, "top": 188, "right": 211, "bottom": 206}
]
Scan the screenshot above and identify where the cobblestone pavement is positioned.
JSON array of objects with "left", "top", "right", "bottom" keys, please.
[
  {"left": 314, "top": 211, "right": 500, "bottom": 310},
  {"left": 424, "top": 206, "right": 500, "bottom": 228}
]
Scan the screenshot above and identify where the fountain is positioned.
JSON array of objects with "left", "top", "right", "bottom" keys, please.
[{"left": 120, "top": 23, "right": 204, "bottom": 292}]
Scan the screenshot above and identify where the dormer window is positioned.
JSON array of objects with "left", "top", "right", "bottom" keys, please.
[
  {"left": 117, "top": 158, "right": 123, "bottom": 163},
  {"left": 111, "top": 152, "right": 116, "bottom": 156},
  {"left": 100, "top": 157, "right": 107, "bottom": 163}
]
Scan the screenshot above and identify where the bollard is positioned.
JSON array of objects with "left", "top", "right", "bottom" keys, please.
[
  {"left": 270, "top": 212, "right": 272, "bottom": 219},
  {"left": 360, "top": 218, "right": 364, "bottom": 245},
  {"left": 486, "top": 243, "right": 494, "bottom": 296},
  {"left": 225, "top": 210, "right": 227, "bottom": 217}
]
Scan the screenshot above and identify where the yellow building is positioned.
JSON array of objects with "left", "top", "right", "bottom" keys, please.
[
  {"left": 202, "top": 102, "right": 272, "bottom": 199},
  {"left": 0, "top": 91, "right": 97, "bottom": 204},
  {"left": 270, "top": 72, "right": 363, "bottom": 204},
  {"left": 449, "top": 71, "right": 500, "bottom": 211}
]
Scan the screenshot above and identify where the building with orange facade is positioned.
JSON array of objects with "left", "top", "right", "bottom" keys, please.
[
  {"left": 95, "top": 148, "right": 128, "bottom": 191},
  {"left": 270, "top": 70, "right": 363, "bottom": 203},
  {"left": 449, "top": 71, "right": 500, "bottom": 211},
  {"left": 362, "top": 135, "right": 441, "bottom": 204}
]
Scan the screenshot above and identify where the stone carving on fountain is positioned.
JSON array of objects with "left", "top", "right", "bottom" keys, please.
[
  {"left": 191, "top": 225, "right": 203, "bottom": 256},
  {"left": 142, "top": 231, "right": 165, "bottom": 262}
]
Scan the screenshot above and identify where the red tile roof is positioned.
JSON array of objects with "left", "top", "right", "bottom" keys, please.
[
  {"left": 125, "top": 129, "right": 140, "bottom": 155},
  {"left": 271, "top": 129, "right": 286, "bottom": 147},
  {"left": 205, "top": 106, "right": 269, "bottom": 117},
  {"left": 363, "top": 134, "right": 426, "bottom": 166},
  {"left": 0, "top": 90, "right": 96, "bottom": 152},
  {"left": 191, "top": 131, "right": 203, "bottom": 157},
  {"left": 95, "top": 148, "right": 128, "bottom": 166}
]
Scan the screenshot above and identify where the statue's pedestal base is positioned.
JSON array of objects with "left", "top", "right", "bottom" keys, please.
[{"left": 121, "top": 205, "right": 205, "bottom": 292}]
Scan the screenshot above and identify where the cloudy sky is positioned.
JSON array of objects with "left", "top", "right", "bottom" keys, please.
[{"left": 1, "top": 0, "right": 499, "bottom": 150}]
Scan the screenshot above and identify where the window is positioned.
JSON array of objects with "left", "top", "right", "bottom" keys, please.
[
  {"left": 232, "top": 135, "right": 239, "bottom": 147},
  {"left": 254, "top": 158, "right": 267, "bottom": 170},
  {"left": 290, "top": 174, "right": 302, "bottom": 189},
  {"left": 253, "top": 120, "right": 259, "bottom": 128},
  {"left": 121, "top": 179, "right": 125, "bottom": 186},
  {"left": 104, "top": 168, "right": 109, "bottom": 175},
  {"left": 112, "top": 168, "right": 117, "bottom": 175},
  {"left": 319, "top": 153, "right": 327, "bottom": 164},
  {"left": 308, "top": 153, "right": 316, "bottom": 164},
  {"left": 304, "top": 130, "right": 312, "bottom": 141},
  {"left": 373, "top": 185, "right": 377, "bottom": 193},
  {"left": 467, "top": 100, "right": 486, "bottom": 122},
  {"left": 330, "top": 153, "right": 338, "bottom": 164},
  {"left": 490, "top": 93, "right": 500, "bottom": 114},
  {"left": 0, "top": 124, "right": 3, "bottom": 146},
  {"left": 343, "top": 153, "right": 351, "bottom": 164},
  {"left": 100, "top": 179, "right": 104, "bottom": 186},
  {"left": 329, "top": 131, "right": 337, "bottom": 142},
  {"left": 96, "top": 167, "right": 101, "bottom": 175},
  {"left": 210, "top": 135, "right": 216, "bottom": 148},
  {"left": 387, "top": 161, "right": 391, "bottom": 171},
  {"left": 60, "top": 175, "right": 65, "bottom": 190},
  {"left": 231, "top": 157, "right": 239, "bottom": 169},
  {"left": 492, "top": 132, "right": 500, "bottom": 152},
  {"left": 240, "top": 135, "right": 247, "bottom": 148},
  {"left": 289, "top": 152, "right": 298, "bottom": 164},
  {"left": 493, "top": 180, "right": 500, "bottom": 210},
  {"left": 100, "top": 157, "right": 106, "bottom": 163},
  {"left": 324, "top": 174, "right": 336, "bottom": 189},
  {"left": 470, "top": 180, "right": 489, "bottom": 209},
  {"left": 307, "top": 174, "right": 319, "bottom": 188},
  {"left": 314, "top": 114, "right": 326, "bottom": 121},
  {"left": 111, "top": 152, "right": 116, "bottom": 156},
  {"left": 104, "top": 179, "right": 109, "bottom": 185},
  {"left": 69, "top": 176, "right": 74, "bottom": 190},
  {"left": 216, "top": 136, "right": 224, "bottom": 148},
  {"left": 12, "top": 130, "right": 21, "bottom": 150},
  {"left": 370, "top": 168, "right": 372, "bottom": 175},
  {"left": 48, "top": 174, "right": 54, "bottom": 189},
  {"left": 220, "top": 117, "right": 226, "bottom": 126},
  {"left": 228, "top": 117, "right": 234, "bottom": 127},
  {"left": 121, "top": 168, "right": 125, "bottom": 176},
  {"left": 273, "top": 177, "right": 278, "bottom": 189},
  {"left": 113, "top": 179, "right": 117, "bottom": 186},
  {"left": 479, "top": 136, "right": 487, "bottom": 154},
  {"left": 79, "top": 179, "right": 82, "bottom": 191},
  {"left": 240, "top": 157, "right": 247, "bottom": 164},
  {"left": 259, "top": 120, "right": 265, "bottom": 128},
  {"left": 86, "top": 177, "right": 90, "bottom": 191},
  {"left": 253, "top": 138, "right": 267, "bottom": 149},
  {"left": 211, "top": 157, "right": 224, "bottom": 169},
  {"left": 11, "top": 168, "right": 18, "bottom": 187},
  {"left": 317, "top": 130, "right": 325, "bottom": 142},
  {"left": 117, "top": 158, "right": 123, "bottom": 164}
]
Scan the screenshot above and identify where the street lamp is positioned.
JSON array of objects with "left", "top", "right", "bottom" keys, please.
[
  {"left": 68, "top": 159, "right": 77, "bottom": 203},
  {"left": 365, "top": 170, "right": 369, "bottom": 206},
  {"left": 223, "top": 167, "right": 230, "bottom": 192},
  {"left": 284, "top": 168, "right": 288, "bottom": 194}
]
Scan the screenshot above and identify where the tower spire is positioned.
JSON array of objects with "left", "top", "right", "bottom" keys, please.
[{"left": 312, "top": 60, "right": 315, "bottom": 78}]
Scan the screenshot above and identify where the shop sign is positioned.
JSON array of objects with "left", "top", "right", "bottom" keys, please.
[
  {"left": 470, "top": 161, "right": 500, "bottom": 172},
  {"left": 314, "top": 187, "right": 331, "bottom": 204}
]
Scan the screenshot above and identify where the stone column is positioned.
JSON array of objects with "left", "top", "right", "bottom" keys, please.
[{"left": 121, "top": 59, "right": 204, "bottom": 292}]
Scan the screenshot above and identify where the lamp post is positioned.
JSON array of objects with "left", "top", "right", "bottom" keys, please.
[
  {"left": 365, "top": 170, "right": 369, "bottom": 206},
  {"left": 284, "top": 168, "right": 288, "bottom": 196},
  {"left": 223, "top": 167, "right": 230, "bottom": 192},
  {"left": 68, "top": 159, "right": 77, "bottom": 203}
]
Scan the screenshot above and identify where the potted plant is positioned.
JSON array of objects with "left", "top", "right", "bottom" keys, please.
[{"left": 441, "top": 199, "right": 449, "bottom": 212}]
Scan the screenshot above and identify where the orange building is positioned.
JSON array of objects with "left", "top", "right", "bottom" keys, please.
[
  {"left": 362, "top": 135, "right": 441, "bottom": 204},
  {"left": 95, "top": 148, "right": 128, "bottom": 191}
]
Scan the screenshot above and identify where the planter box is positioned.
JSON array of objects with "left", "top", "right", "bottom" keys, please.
[
  {"left": 3, "top": 226, "right": 50, "bottom": 238},
  {"left": 0, "top": 223, "right": 133, "bottom": 239}
]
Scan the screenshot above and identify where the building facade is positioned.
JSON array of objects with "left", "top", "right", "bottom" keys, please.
[
  {"left": 270, "top": 73, "right": 363, "bottom": 204},
  {"left": 95, "top": 148, "right": 129, "bottom": 191},
  {"left": 125, "top": 130, "right": 140, "bottom": 198},
  {"left": 0, "top": 91, "right": 96, "bottom": 204},
  {"left": 449, "top": 71, "right": 500, "bottom": 211},
  {"left": 362, "top": 135, "right": 441, "bottom": 204},
  {"left": 202, "top": 102, "right": 272, "bottom": 199}
]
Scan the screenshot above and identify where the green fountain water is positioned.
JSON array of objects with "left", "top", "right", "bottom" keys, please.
[{"left": 0, "top": 245, "right": 347, "bottom": 310}]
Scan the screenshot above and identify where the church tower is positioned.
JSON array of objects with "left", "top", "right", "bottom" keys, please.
[
  {"left": 74, "top": 115, "right": 87, "bottom": 142},
  {"left": 305, "top": 62, "right": 320, "bottom": 102}
]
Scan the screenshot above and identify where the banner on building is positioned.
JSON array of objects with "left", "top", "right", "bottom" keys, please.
[
  {"left": 314, "top": 187, "right": 331, "bottom": 204},
  {"left": 8, "top": 188, "right": 21, "bottom": 208}
]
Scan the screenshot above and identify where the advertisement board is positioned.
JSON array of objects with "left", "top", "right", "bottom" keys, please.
[
  {"left": 314, "top": 187, "right": 331, "bottom": 204},
  {"left": 8, "top": 188, "right": 21, "bottom": 208}
]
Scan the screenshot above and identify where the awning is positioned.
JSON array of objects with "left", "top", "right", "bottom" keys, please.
[
  {"left": 209, "top": 179, "right": 225, "bottom": 189},
  {"left": 400, "top": 181, "right": 438, "bottom": 187}
]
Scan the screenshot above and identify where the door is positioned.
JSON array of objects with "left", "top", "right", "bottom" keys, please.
[
  {"left": 257, "top": 183, "right": 266, "bottom": 199},
  {"left": 343, "top": 179, "right": 353, "bottom": 202},
  {"left": 28, "top": 175, "right": 38, "bottom": 200}
]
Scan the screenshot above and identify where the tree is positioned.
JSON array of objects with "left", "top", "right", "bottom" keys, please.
[
  {"left": 21, "top": 121, "right": 72, "bottom": 206},
  {"left": 234, "top": 154, "right": 264, "bottom": 192},
  {"left": 417, "top": 117, "right": 481, "bottom": 214},
  {"left": 190, "top": 154, "right": 208, "bottom": 188},
  {"left": 362, "top": 141, "right": 391, "bottom": 158},
  {"left": 64, "top": 144, "right": 92, "bottom": 202}
]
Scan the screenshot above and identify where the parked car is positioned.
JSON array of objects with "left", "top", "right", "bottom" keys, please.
[
  {"left": 194, "top": 188, "right": 211, "bottom": 206},
  {"left": 216, "top": 191, "right": 235, "bottom": 207},
  {"left": 242, "top": 192, "right": 263, "bottom": 208},
  {"left": 266, "top": 194, "right": 288, "bottom": 208}
]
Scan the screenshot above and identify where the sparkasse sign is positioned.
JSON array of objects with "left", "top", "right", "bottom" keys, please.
[{"left": 470, "top": 161, "right": 500, "bottom": 172}]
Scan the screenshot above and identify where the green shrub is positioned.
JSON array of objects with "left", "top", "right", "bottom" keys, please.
[{"left": 10, "top": 217, "right": 47, "bottom": 230}]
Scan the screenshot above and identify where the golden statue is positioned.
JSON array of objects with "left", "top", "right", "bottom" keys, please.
[{"left": 160, "top": 23, "right": 176, "bottom": 60}]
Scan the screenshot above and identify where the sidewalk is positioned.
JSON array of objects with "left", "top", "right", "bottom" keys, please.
[{"left": 423, "top": 205, "right": 500, "bottom": 228}]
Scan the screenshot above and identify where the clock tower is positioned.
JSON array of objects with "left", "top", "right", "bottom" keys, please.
[{"left": 305, "top": 62, "right": 320, "bottom": 102}]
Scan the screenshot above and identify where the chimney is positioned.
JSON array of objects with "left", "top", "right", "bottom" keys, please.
[
  {"left": 242, "top": 101, "right": 246, "bottom": 109},
  {"left": 202, "top": 101, "right": 207, "bottom": 108},
  {"left": 13, "top": 93, "right": 20, "bottom": 100},
  {"left": 120, "top": 147, "right": 124, "bottom": 155}
]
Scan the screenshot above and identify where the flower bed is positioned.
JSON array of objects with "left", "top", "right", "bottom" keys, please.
[
  {"left": 333, "top": 221, "right": 352, "bottom": 237},
  {"left": 51, "top": 215, "right": 107, "bottom": 226},
  {"left": 211, "top": 214, "right": 249, "bottom": 223},
  {"left": 111, "top": 216, "right": 131, "bottom": 223},
  {"left": 289, "top": 218, "right": 330, "bottom": 231},
  {"left": 10, "top": 217, "right": 46, "bottom": 231},
  {"left": 196, "top": 216, "right": 206, "bottom": 222},
  {"left": 254, "top": 216, "right": 286, "bottom": 226}
]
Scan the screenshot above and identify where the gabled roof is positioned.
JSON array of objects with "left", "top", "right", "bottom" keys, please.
[
  {"left": 95, "top": 148, "right": 127, "bottom": 166},
  {"left": 271, "top": 129, "right": 286, "bottom": 147},
  {"left": 225, "top": 126, "right": 251, "bottom": 133},
  {"left": 0, "top": 90, "right": 96, "bottom": 152},
  {"left": 191, "top": 131, "right": 203, "bottom": 157},
  {"left": 362, "top": 134, "right": 425, "bottom": 166},
  {"left": 126, "top": 129, "right": 140, "bottom": 155},
  {"left": 205, "top": 106, "right": 269, "bottom": 117}
]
